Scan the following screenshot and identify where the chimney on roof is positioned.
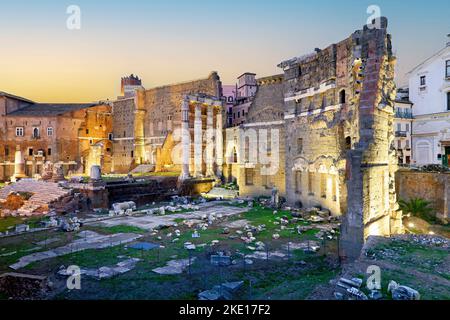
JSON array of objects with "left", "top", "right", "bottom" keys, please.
[{"left": 447, "top": 34, "right": 450, "bottom": 47}]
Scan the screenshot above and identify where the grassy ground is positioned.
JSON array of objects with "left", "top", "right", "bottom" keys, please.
[
  {"left": 330, "top": 236, "right": 450, "bottom": 300},
  {"left": 2, "top": 202, "right": 340, "bottom": 300},
  {"left": 0, "top": 216, "right": 43, "bottom": 233}
]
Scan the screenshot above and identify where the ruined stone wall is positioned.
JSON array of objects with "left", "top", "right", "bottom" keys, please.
[
  {"left": 77, "top": 105, "right": 113, "bottom": 174},
  {"left": 281, "top": 18, "right": 401, "bottom": 260},
  {"left": 225, "top": 75, "right": 286, "bottom": 197},
  {"left": 136, "top": 72, "right": 222, "bottom": 172},
  {"left": 339, "top": 21, "right": 402, "bottom": 260},
  {"left": 0, "top": 104, "right": 112, "bottom": 181},
  {"left": 0, "top": 96, "right": 34, "bottom": 180},
  {"left": 396, "top": 170, "right": 449, "bottom": 222},
  {"left": 111, "top": 98, "right": 136, "bottom": 173},
  {"left": 283, "top": 40, "right": 352, "bottom": 215}
]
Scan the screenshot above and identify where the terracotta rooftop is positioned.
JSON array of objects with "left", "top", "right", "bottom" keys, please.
[
  {"left": 0, "top": 91, "right": 35, "bottom": 104},
  {"left": 7, "top": 103, "right": 99, "bottom": 116}
]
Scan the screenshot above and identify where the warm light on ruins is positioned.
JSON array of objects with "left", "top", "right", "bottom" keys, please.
[{"left": 0, "top": 0, "right": 448, "bottom": 307}]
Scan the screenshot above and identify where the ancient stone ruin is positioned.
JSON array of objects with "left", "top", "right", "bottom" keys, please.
[{"left": 279, "top": 17, "right": 403, "bottom": 260}]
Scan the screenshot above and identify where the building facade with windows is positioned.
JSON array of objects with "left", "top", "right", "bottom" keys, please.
[
  {"left": 231, "top": 73, "right": 257, "bottom": 127},
  {"left": 222, "top": 85, "right": 237, "bottom": 127},
  {"left": 394, "top": 99, "right": 413, "bottom": 164},
  {"left": 0, "top": 91, "right": 112, "bottom": 181},
  {"left": 224, "top": 74, "right": 285, "bottom": 197},
  {"left": 408, "top": 39, "right": 450, "bottom": 166},
  {"left": 111, "top": 72, "right": 223, "bottom": 174}
]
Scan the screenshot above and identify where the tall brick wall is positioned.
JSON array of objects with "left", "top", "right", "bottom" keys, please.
[
  {"left": 111, "top": 97, "right": 136, "bottom": 173},
  {"left": 396, "top": 170, "right": 449, "bottom": 222},
  {"left": 0, "top": 99, "right": 112, "bottom": 181},
  {"left": 280, "top": 18, "right": 401, "bottom": 260},
  {"left": 232, "top": 74, "right": 286, "bottom": 198},
  {"left": 138, "top": 72, "right": 222, "bottom": 172}
]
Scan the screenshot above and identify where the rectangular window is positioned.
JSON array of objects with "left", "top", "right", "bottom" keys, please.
[
  {"left": 447, "top": 92, "right": 450, "bottom": 111},
  {"left": 297, "top": 138, "right": 303, "bottom": 154},
  {"left": 47, "top": 148, "right": 52, "bottom": 156},
  {"left": 245, "top": 168, "right": 254, "bottom": 186},
  {"left": 16, "top": 127, "right": 24, "bottom": 137},
  {"left": 47, "top": 127, "right": 53, "bottom": 136},
  {"left": 295, "top": 171, "right": 302, "bottom": 194},
  {"left": 405, "top": 123, "right": 410, "bottom": 132},
  {"left": 28, "top": 148, "right": 33, "bottom": 156},
  {"left": 320, "top": 173, "right": 327, "bottom": 198},
  {"left": 308, "top": 172, "right": 314, "bottom": 195},
  {"left": 406, "top": 140, "right": 410, "bottom": 149},
  {"left": 446, "top": 60, "right": 450, "bottom": 78},
  {"left": 420, "top": 76, "right": 426, "bottom": 86},
  {"left": 5, "top": 147, "right": 9, "bottom": 156},
  {"left": 397, "top": 123, "right": 401, "bottom": 131},
  {"left": 397, "top": 140, "right": 402, "bottom": 149}
]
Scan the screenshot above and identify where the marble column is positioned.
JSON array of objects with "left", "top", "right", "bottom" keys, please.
[
  {"left": 194, "top": 104, "right": 203, "bottom": 177},
  {"left": 12, "top": 146, "right": 26, "bottom": 182},
  {"left": 205, "top": 105, "right": 214, "bottom": 177},
  {"left": 180, "top": 99, "right": 191, "bottom": 180},
  {"left": 215, "top": 105, "right": 223, "bottom": 178}
]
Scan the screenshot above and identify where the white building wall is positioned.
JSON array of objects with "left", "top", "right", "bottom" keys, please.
[
  {"left": 408, "top": 46, "right": 450, "bottom": 116},
  {"left": 408, "top": 44, "right": 450, "bottom": 165}
]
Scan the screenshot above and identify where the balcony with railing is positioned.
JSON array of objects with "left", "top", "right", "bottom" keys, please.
[
  {"left": 395, "top": 131, "right": 408, "bottom": 138},
  {"left": 395, "top": 110, "right": 413, "bottom": 119}
]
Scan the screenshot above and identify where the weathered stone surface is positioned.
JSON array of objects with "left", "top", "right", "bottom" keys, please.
[
  {"left": 279, "top": 18, "right": 402, "bottom": 260},
  {"left": 396, "top": 170, "right": 450, "bottom": 223},
  {"left": 152, "top": 258, "right": 196, "bottom": 275},
  {"left": 0, "top": 180, "right": 73, "bottom": 216},
  {"left": 9, "top": 232, "right": 142, "bottom": 270}
]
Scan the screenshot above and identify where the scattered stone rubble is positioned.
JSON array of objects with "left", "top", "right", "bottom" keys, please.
[
  {"left": 334, "top": 277, "right": 368, "bottom": 300},
  {"left": 388, "top": 280, "right": 421, "bottom": 300},
  {"left": 111, "top": 201, "right": 136, "bottom": 215},
  {"left": 0, "top": 179, "right": 74, "bottom": 217},
  {"left": 152, "top": 258, "right": 197, "bottom": 275},
  {"left": 9, "top": 231, "right": 142, "bottom": 270},
  {"left": 198, "top": 281, "right": 244, "bottom": 300},
  {"left": 333, "top": 276, "right": 421, "bottom": 300},
  {"left": 202, "top": 187, "right": 239, "bottom": 200},
  {"left": 57, "top": 258, "right": 141, "bottom": 280},
  {"left": 210, "top": 252, "right": 232, "bottom": 266}
]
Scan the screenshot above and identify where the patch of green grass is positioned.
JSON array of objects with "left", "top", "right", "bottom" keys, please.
[
  {"left": 235, "top": 256, "right": 339, "bottom": 300},
  {"left": 0, "top": 216, "right": 43, "bottom": 233},
  {"left": 0, "top": 216, "right": 24, "bottom": 233},
  {"left": 86, "top": 225, "right": 148, "bottom": 235}
]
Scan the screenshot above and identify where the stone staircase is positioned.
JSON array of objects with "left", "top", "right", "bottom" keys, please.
[{"left": 0, "top": 180, "right": 72, "bottom": 215}]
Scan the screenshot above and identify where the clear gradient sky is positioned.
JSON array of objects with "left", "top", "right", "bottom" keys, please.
[{"left": 0, "top": 0, "right": 448, "bottom": 102}]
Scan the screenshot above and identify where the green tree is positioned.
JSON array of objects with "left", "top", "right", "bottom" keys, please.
[{"left": 399, "top": 198, "right": 435, "bottom": 223}]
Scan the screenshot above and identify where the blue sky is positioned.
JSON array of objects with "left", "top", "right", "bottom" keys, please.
[{"left": 0, "top": 0, "right": 448, "bottom": 101}]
